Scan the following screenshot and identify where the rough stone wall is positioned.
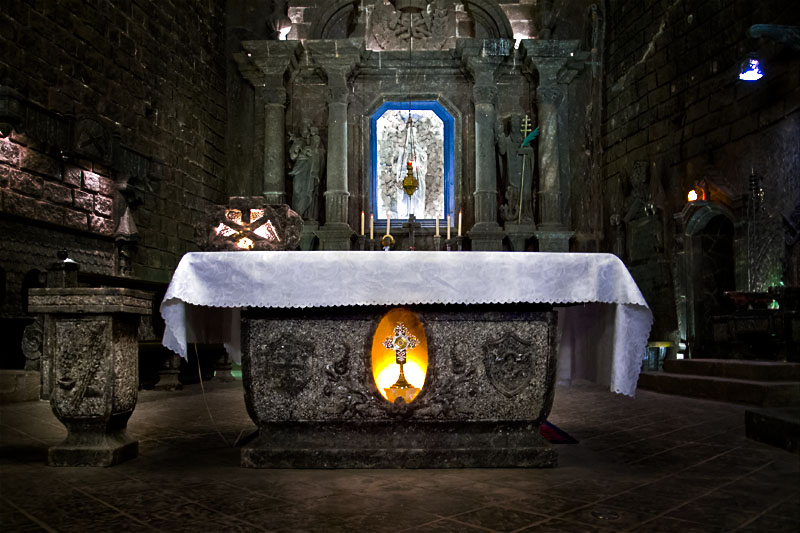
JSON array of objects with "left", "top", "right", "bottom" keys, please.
[
  {"left": 0, "top": 1, "right": 227, "bottom": 367},
  {"left": 1, "top": 0, "right": 227, "bottom": 285},
  {"left": 603, "top": 0, "right": 800, "bottom": 339}
]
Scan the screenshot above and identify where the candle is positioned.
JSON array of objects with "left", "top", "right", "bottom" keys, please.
[
  {"left": 435, "top": 215, "right": 440, "bottom": 237},
  {"left": 446, "top": 215, "right": 451, "bottom": 240},
  {"left": 370, "top": 213, "right": 374, "bottom": 240},
  {"left": 360, "top": 211, "right": 365, "bottom": 236},
  {"left": 458, "top": 211, "right": 462, "bottom": 237},
  {"left": 386, "top": 212, "right": 391, "bottom": 236}
]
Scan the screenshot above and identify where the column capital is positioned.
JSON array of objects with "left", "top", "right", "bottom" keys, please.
[
  {"left": 458, "top": 39, "right": 510, "bottom": 85},
  {"left": 303, "top": 39, "right": 365, "bottom": 88},
  {"left": 521, "top": 39, "right": 587, "bottom": 85},
  {"left": 235, "top": 41, "right": 303, "bottom": 88}
]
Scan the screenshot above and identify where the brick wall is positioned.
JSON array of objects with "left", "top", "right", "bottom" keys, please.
[
  {"left": 602, "top": 0, "right": 800, "bottom": 338},
  {"left": 0, "top": 0, "right": 227, "bottom": 285}
]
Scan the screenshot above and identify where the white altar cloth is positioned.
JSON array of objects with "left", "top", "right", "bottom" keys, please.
[{"left": 161, "top": 251, "right": 652, "bottom": 396}]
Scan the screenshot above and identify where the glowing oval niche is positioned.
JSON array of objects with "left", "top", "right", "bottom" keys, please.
[{"left": 371, "top": 308, "right": 428, "bottom": 403}]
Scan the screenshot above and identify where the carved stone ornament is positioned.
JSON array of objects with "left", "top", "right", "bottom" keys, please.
[
  {"left": 483, "top": 331, "right": 535, "bottom": 397},
  {"left": 370, "top": 0, "right": 455, "bottom": 51},
  {"left": 73, "top": 117, "right": 111, "bottom": 163},
  {"left": 265, "top": 335, "right": 314, "bottom": 395},
  {"left": 21, "top": 316, "right": 44, "bottom": 371},
  {"left": 263, "top": 86, "right": 287, "bottom": 107},
  {"left": 206, "top": 199, "right": 303, "bottom": 251}
]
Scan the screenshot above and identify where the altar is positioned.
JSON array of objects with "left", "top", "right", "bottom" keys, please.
[{"left": 161, "top": 251, "right": 652, "bottom": 467}]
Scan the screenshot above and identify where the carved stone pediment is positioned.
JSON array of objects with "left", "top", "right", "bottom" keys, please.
[{"left": 368, "top": 0, "right": 456, "bottom": 51}]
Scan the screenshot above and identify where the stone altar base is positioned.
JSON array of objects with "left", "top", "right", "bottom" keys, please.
[{"left": 241, "top": 305, "right": 558, "bottom": 468}]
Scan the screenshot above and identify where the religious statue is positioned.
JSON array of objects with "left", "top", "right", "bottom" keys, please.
[
  {"left": 288, "top": 120, "right": 325, "bottom": 221},
  {"left": 496, "top": 114, "right": 536, "bottom": 223}
]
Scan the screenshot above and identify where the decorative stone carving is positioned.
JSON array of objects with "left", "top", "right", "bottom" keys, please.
[
  {"left": 370, "top": 1, "right": 455, "bottom": 51},
  {"left": 241, "top": 306, "right": 558, "bottom": 468},
  {"left": 288, "top": 120, "right": 326, "bottom": 221},
  {"left": 484, "top": 331, "right": 534, "bottom": 398},
  {"left": 73, "top": 117, "right": 111, "bottom": 164},
  {"left": 496, "top": 114, "right": 535, "bottom": 224}
]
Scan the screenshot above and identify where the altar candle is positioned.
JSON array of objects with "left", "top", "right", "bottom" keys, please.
[
  {"left": 435, "top": 215, "right": 440, "bottom": 237},
  {"left": 386, "top": 212, "right": 391, "bottom": 236},
  {"left": 458, "top": 211, "right": 462, "bottom": 237},
  {"left": 446, "top": 215, "right": 451, "bottom": 240},
  {"left": 370, "top": 213, "right": 374, "bottom": 240},
  {"left": 360, "top": 211, "right": 364, "bottom": 236}
]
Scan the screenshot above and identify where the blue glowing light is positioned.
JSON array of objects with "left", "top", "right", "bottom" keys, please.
[{"left": 739, "top": 58, "right": 763, "bottom": 81}]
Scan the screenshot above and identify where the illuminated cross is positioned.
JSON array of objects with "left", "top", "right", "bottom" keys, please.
[{"left": 382, "top": 323, "right": 418, "bottom": 389}]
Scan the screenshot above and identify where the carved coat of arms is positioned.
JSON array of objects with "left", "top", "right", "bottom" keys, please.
[
  {"left": 265, "top": 336, "right": 314, "bottom": 395},
  {"left": 370, "top": 0, "right": 455, "bottom": 51},
  {"left": 483, "top": 332, "right": 534, "bottom": 398}
]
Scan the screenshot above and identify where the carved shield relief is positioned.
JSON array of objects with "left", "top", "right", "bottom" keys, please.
[
  {"left": 265, "top": 336, "right": 314, "bottom": 395},
  {"left": 483, "top": 331, "right": 534, "bottom": 398}
]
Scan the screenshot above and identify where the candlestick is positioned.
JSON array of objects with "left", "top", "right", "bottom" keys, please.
[
  {"left": 386, "top": 212, "right": 391, "bottom": 236},
  {"left": 360, "top": 211, "right": 364, "bottom": 236},
  {"left": 446, "top": 215, "right": 451, "bottom": 240},
  {"left": 458, "top": 211, "right": 462, "bottom": 237},
  {"left": 370, "top": 213, "right": 374, "bottom": 240},
  {"left": 435, "top": 215, "right": 440, "bottom": 237}
]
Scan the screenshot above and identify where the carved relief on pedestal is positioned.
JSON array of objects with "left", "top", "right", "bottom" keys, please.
[{"left": 265, "top": 334, "right": 314, "bottom": 396}]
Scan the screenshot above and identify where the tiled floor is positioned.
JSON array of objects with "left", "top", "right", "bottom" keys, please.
[{"left": 1, "top": 380, "right": 798, "bottom": 532}]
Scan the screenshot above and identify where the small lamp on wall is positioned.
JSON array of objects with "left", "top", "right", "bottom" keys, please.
[
  {"left": 687, "top": 182, "right": 706, "bottom": 202},
  {"left": 738, "top": 54, "right": 764, "bottom": 81}
]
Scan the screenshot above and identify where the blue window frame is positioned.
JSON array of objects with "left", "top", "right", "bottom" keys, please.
[{"left": 369, "top": 101, "right": 455, "bottom": 223}]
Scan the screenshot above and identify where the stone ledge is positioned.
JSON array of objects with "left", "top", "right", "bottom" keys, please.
[{"left": 28, "top": 287, "right": 152, "bottom": 315}]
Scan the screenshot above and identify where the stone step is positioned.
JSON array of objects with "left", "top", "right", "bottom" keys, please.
[
  {"left": 637, "top": 372, "right": 800, "bottom": 407},
  {"left": 662, "top": 359, "right": 800, "bottom": 381},
  {"left": 745, "top": 406, "right": 800, "bottom": 454}
]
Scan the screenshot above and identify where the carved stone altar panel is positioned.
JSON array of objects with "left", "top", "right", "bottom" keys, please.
[
  {"left": 368, "top": 1, "right": 457, "bottom": 51},
  {"left": 240, "top": 305, "right": 558, "bottom": 468}
]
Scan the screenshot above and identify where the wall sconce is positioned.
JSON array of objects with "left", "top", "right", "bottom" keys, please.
[
  {"left": 738, "top": 54, "right": 764, "bottom": 81},
  {"left": 687, "top": 183, "right": 706, "bottom": 202}
]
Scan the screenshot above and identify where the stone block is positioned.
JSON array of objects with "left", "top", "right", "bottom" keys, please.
[
  {"left": 63, "top": 209, "right": 88, "bottom": 231},
  {"left": 62, "top": 166, "right": 83, "bottom": 187},
  {"left": 94, "top": 194, "right": 113, "bottom": 216},
  {"left": 0, "top": 370, "right": 41, "bottom": 404},
  {"left": 89, "top": 214, "right": 114, "bottom": 236},
  {"left": 10, "top": 171, "right": 43, "bottom": 197},
  {"left": 82, "top": 171, "right": 114, "bottom": 195},
  {"left": 73, "top": 189, "right": 93, "bottom": 211},
  {"left": 0, "top": 138, "right": 20, "bottom": 165},
  {"left": 21, "top": 151, "right": 61, "bottom": 179},
  {"left": 44, "top": 182, "right": 73, "bottom": 205}
]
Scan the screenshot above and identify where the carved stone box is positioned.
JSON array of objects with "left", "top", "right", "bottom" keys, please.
[{"left": 241, "top": 304, "right": 558, "bottom": 468}]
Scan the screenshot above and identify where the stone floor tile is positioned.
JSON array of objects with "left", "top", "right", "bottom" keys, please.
[
  {"left": 736, "top": 512, "right": 800, "bottom": 532},
  {"left": 626, "top": 516, "right": 728, "bottom": 532},
  {"left": 556, "top": 503, "right": 659, "bottom": 531},
  {"left": 400, "top": 517, "right": 492, "bottom": 532},
  {"left": 451, "top": 504, "right": 547, "bottom": 532},
  {"left": 664, "top": 500, "right": 758, "bottom": 530},
  {"left": 518, "top": 518, "right": 608, "bottom": 532},
  {"left": 497, "top": 492, "right": 589, "bottom": 516}
]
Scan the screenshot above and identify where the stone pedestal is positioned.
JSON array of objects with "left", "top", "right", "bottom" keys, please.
[
  {"left": 535, "top": 227, "right": 574, "bottom": 252},
  {"left": 505, "top": 222, "right": 536, "bottom": 252},
  {"left": 241, "top": 304, "right": 558, "bottom": 468},
  {"left": 28, "top": 288, "right": 151, "bottom": 467}
]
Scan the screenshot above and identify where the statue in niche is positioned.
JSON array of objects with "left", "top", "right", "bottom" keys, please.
[
  {"left": 496, "top": 114, "right": 535, "bottom": 223},
  {"left": 288, "top": 120, "right": 325, "bottom": 221}
]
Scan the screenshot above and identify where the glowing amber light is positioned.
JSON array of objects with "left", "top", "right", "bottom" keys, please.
[
  {"left": 371, "top": 308, "right": 428, "bottom": 402},
  {"left": 688, "top": 189, "right": 698, "bottom": 202},
  {"left": 236, "top": 237, "right": 254, "bottom": 249}
]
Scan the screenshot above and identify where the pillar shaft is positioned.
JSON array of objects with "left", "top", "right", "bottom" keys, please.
[
  {"left": 324, "top": 83, "right": 350, "bottom": 224},
  {"left": 262, "top": 87, "right": 288, "bottom": 203}
]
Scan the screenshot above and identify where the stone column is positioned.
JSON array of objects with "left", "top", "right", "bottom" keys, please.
[
  {"left": 28, "top": 258, "right": 151, "bottom": 467},
  {"left": 305, "top": 39, "right": 364, "bottom": 250},
  {"left": 236, "top": 42, "right": 301, "bottom": 201},
  {"left": 524, "top": 40, "right": 584, "bottom": 252},
  {"left": 461, "top": 40, "right": 510, "bottom": 251}
]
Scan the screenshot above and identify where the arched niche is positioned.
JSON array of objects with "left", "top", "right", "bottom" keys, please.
[{"left": 674, "top": 200, "right": 738, "bottom": 358}]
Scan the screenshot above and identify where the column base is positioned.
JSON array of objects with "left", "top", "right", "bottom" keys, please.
[
  {"left": 48, "top": 428, "right": 138, "bottom": 467},
  {"left": 504, "top": 222, "right": 536, "bottom": 252},
  {"left": 154, "top": 352, "right": 183, "bottom": 391},
  {"left": 316, "top": 223, "right": 354, "bottom": 251},
  {"left": 468, "top": 222, "right": 504, "bottom": 251},
  {"left": 535, "top": 227, "right": 574, "bottom": 252}
]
